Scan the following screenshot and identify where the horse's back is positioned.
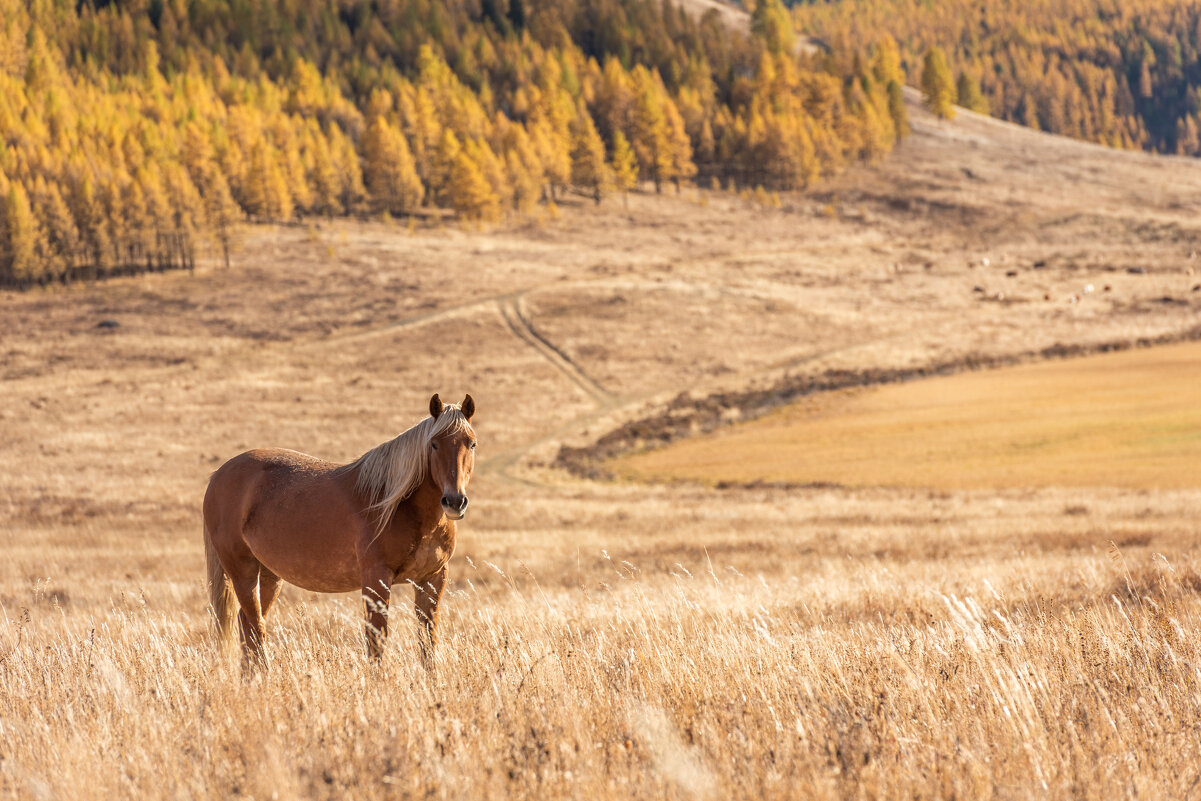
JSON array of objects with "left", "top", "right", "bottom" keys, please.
[
  {"left": 215, "top": 447, "right": 334, "bottom": 476},
  {"left": 205, "top": 449, "right": 322, "bottom": 519}
]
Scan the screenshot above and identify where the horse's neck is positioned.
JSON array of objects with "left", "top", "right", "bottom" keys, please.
[
  {"left": 396, "top": 474, "right": 446, "bottom": 532},
  {"left": 341, "top": 458, "right": 445, "bottom": 535}
]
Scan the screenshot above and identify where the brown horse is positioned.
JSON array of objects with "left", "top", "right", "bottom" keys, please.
[{"left": 203, "top": 393, "right": 477, "bottom": 668}]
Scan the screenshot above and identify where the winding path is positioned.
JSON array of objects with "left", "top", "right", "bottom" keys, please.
[{"left": 496, "top": 297, "right": 616, "bottom": 406}]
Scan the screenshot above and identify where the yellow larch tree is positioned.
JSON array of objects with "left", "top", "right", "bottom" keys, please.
[
  {"left": 609, "top": 129, "right": 639, "bottom": 198},
  {"left": 32, "top": 176, "right": 79, "bottom": 277},
  {"left": 631, "top": 66, "right": 673, "bottom": 192},
  {"left": 921, "top": 47, "right": 957, "bottom": 119},
  {"left": 327, "top": 125, "right": 367, "bottom": 215},
  {"left": 447, "top": 149, "right": 500, "bottom": 223},
  {"left": 465, "top": 136, "right": 511, "bottom": 212},
  {"left": 956, "top": 71, "right": 989, "bottom": 113},
  {"left": 662, "top": 95, "right": 696, "bottom": 191},
  {"left": 569, "top": 105, "right": 612, "bottom": 203},
  {"left": 362, "top": 115, "right": 425, "bottom": 216},
  {"left": 495, "top": 115, "right": 544, "bottom": 213},
  {"left": 242, "top": 139, "right": 293, "bottom": 221},
  {"left": 0, "top": 176, "right": 43, "bottom": 285},
  {"left": 430, "top": 128, "right": 462, "bottom": 207},
  {"left": 303, "top": 121, "right": 342, "bottom": 217}
]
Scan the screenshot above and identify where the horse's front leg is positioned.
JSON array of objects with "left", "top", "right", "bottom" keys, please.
[
  {"left": 414, "top": 566, "right": 447, "bottom": 673},
  {"left": 362, "top": 566, "right": 393, "bottom": 661}
]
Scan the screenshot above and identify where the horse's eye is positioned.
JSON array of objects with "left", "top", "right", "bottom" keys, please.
[
  {"left": 431, "top": 443, "right": 439, "bottom": 451},
  {"left": 470, "top": 442, "right": 477, "bottom": 449}
]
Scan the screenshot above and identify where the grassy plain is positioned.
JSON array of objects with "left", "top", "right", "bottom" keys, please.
[
  {"left": 3, "top": 97, "right": 1201, "bottom": 799},
  {"left": 615, "top": 339, "right": 1201, "bottom": 489}
]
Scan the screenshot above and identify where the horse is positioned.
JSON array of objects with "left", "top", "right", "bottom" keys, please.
[{"left": 202, "top": 393, "right": 477, "bottom": 669}]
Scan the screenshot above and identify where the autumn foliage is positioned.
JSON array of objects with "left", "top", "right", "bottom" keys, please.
[
  {"left": 792, "top": 0, "right": 1201, "bottom": 153},
  {"left": 0, "top": 0, "right": 906, "bottom": 287}
]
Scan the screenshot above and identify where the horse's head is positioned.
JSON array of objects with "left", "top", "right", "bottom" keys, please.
[{"left": 427, "top": 393, "right": 477, "bottom": 520}]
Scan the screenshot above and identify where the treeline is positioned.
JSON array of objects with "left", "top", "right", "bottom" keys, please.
[
  {"left": 791, "top": 0, "right": 1201, "bottom": 154},
  {"left": 0, "top": 0, "right": 906, "bottom": 288}
]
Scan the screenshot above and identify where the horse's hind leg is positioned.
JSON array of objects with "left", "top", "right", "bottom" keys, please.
[
  {"left": 234, "top": 580, "right": 267, "bottom": 669},
  {"left": 226, "top": 554, "right": 268, "bottom": 669},
  {"left": 259, "top": 568, "right": 283, "bottom": 619}
]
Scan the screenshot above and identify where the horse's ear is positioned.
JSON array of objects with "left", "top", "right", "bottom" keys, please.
[
  {"left": 429, "top": 393, "right": 443, "bottom": 419},
  {"left": 461, "top": 394, "right": 475, "bottom": 421}
]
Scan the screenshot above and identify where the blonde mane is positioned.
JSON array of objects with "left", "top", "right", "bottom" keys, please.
[{"left": 349, "top": 404, "right": 474, "bottom": 533}]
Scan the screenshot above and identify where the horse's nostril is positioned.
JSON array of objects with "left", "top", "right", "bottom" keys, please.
[
  {"left": 441, "top": 495, "right": 451, "bottom": 507},
  {"left": 459, "top": 497, "right": 469, "bottom": 511}
]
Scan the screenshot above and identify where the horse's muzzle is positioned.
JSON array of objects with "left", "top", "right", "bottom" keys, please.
[{"left": 441, "top": 494, "right": 468, "bottom": 520}]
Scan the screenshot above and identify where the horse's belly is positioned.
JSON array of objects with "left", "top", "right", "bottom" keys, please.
[
  {"left": 242, "top": 503, "right": 363, "bottom": 593},
  {"left": 245, "top": 527, "right": 362, "bottom": 593},
  {"left": 268, "top": 555, "right": 361, "bottom": 593}
]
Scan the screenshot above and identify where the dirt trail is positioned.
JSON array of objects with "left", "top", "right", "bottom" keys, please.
[
  {"left": 323, "top": 291, "right": 527, "bottom": 346},
  {"left": 481, "top": 296, "right": 629, "bottom": 483},
  {"left": 496, "top": 298, "right": 616, "bottom": 406}
]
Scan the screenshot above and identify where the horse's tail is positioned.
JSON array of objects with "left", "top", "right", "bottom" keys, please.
[{"left": 204, "top": 521, "right": 238, "bottom": 648}]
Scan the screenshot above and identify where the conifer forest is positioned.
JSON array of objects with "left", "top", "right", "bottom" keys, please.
[{"left": 0, "top": 0, "right": 905, "bottom": 287}]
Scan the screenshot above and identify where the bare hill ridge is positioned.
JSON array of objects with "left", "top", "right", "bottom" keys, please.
[
  {"left": 675, "top": 0, "right": 751, "bottom": 33},
  {"left": 676, "top": 0, "right": 824, "bottom": 52}
]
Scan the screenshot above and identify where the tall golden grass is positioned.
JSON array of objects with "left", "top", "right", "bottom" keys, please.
[{"left": 3, "top": 509, "right": 1201, "bottom": 799}]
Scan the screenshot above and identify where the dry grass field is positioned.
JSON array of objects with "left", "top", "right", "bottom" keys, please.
[
  {"left": 615, "top": 339, "right": 1201, "bottom": 489},
  {"left": 4, "top": 96, "right": 1201, "bottom": 799}
]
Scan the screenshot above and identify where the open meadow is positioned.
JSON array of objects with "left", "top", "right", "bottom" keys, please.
[
  {"left": 3, "top": 97, "right": 1201, "bottom": 799},
  {"left": 615, "top": 339, "right": 1201, "bottom": 489}
]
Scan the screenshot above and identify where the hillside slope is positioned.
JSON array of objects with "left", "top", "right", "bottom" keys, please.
[{"left": 2, "top": 92, "right": 1200, "bottom": 490}]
